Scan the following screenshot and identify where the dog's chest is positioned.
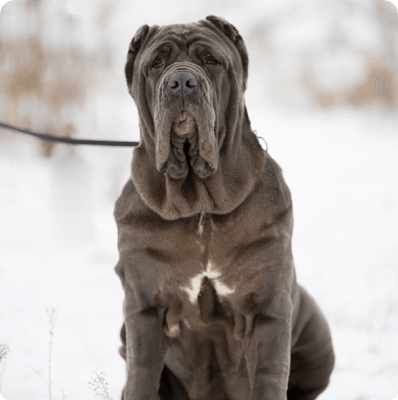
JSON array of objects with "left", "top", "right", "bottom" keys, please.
[
  {"left": 159, "top": 212, "right": 245, "bottom": 339},
  {"left": 180, "top": 213, "right": 235, "bottom": 303},
  {"left": 186, "top": 214, "right": 237, "bottom": 297}
]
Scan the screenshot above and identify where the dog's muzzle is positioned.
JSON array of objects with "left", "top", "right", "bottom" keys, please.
[{"left": 155, "top": 65, "right": 218, "bottom": 180}]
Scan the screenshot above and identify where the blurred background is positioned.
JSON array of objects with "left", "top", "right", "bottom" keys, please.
[{"left": 0, "top": 0, "right": 397, "bottom": 399}]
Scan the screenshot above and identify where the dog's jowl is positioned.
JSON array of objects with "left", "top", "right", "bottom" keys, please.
[{"left": 114, "top": 15, "right": 335, "bottom": 400}]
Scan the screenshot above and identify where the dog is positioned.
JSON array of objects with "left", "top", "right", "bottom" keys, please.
[{"left": 114, "top": 15, "right": 335, "bottom": 400}]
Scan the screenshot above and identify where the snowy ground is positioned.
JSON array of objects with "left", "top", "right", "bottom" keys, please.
[
  {"left": 1, "top": 107, "right": 398, "bottom": 400},
  {"left": 1, "top": 1, "right": 398, "bottom": 399}
]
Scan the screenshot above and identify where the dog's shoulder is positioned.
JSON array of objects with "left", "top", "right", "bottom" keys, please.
[
  {"left": 243, "top": 150, "right": 292, "bottom": 225},
  {"left": 114, "top": 177, "right": 158, "bottom": 226},
  {"left": 114, "top": 177, "right": 140, "bottom": 225}
]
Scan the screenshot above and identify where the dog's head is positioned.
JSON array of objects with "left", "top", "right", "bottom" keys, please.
[
  {"left": 123, "top": 17, "right": 264, "bottom": 220},
  {"left": 125, "top": 16, "right": 249, "bottom": 180}
]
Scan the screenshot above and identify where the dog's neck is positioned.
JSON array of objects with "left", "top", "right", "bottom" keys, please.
[{"left": 130, "top": 111, "right": 265, "bottom": 220}]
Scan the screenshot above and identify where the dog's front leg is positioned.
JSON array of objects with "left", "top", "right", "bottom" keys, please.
[
  {"left": 245, "top": 312, "right": 292, "bottom": 400},
  {"left": 123, "top": 289, "right": 167, "bottom": 400}
]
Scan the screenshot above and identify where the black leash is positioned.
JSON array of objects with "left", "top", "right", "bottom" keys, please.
[{"left": 0, "top": 121, "right": 139, "bottom": 147}]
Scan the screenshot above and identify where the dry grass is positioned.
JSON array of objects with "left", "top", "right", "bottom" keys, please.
[
  {"left": 246, "top": 0, "right": 398, "bottom": 111},
  {"left": 46, "top": 308, "right": 57, "bottom": 400},
  {"left": 0, "top": 0, "right": 111, "bottom": 157},
  {"left": 89, "top": 371, "right": 113, "bottom": 400},
  {"left": 0, "top": 344, "right": 10, "bottom": 394},
  {"left": 0, "top": 345, "right": 10, "bottom": 364},
  {"left": 347, "top": 63, "right": 396, "bottom": 109},
  {"left": 302, "top": 58, "right": 396, "bottom": 110},
  {"left": 0, "top": 34, "right": 92, "bottom": 156}
]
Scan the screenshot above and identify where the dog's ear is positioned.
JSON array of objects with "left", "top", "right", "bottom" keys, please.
[
  {"left": 125, "top": 24, "right": 150, "bottom": 89},
  {"left": 205, "top": 15, "right": 249, "bottom": 89}
]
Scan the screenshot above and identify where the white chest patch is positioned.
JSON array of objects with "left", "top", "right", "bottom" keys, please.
[
  {"left": 181, "top": 260, "right": 235, "bottom": 303},
  {"left": 196, "top": 212, "right": 205, "bottom": 237}
]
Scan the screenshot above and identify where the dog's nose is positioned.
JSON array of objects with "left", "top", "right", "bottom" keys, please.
[{"left": 167, "top": 71, "right": 198, "bottom": 98}]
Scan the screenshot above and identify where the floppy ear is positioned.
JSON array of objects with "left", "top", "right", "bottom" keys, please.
[
  {"left": 125, "top": 24, "right": 150, "bottom": 89},
  {"left": 205, "top": 15, "right": 249, "bottom": 89}
]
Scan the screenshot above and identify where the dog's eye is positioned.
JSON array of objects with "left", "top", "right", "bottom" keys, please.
[
  {"left": 206, "top": 56, "right": 221, "bottom": 66},
  {"left": 150, "top": 57, "right": 163, "bottom": 71}
]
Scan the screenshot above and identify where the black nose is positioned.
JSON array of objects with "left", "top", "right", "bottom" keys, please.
[{"left": 167, "top": 71, "right": 198, "bottom": 98}]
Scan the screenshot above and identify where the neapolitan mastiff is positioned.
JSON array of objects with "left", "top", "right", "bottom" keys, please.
[{"left": 114, "top": 16, "right": 335, "bottom": 400}]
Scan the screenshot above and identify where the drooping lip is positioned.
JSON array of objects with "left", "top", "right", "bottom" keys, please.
[
  {"left": 157, "top": 112, "right": 198, "bottom": 178},
  {"left": 170, "top": 112, "right": 199, "bottom": 168},
  {"left": 157, "top": 111, "right": 217, "bottom": 180},
  {"left": 171, "top": 113, "right": 198, "bottom": 165}
]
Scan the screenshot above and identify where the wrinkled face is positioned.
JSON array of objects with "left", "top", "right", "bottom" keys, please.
[{"left": 130, "top": 24, "right": 237, "bottom": 180}]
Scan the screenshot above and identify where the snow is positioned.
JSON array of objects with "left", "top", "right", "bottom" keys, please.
[{"left": 1, "top": 1, "right": 398, "bottom": 399}]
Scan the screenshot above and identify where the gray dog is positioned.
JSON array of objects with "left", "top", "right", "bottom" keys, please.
[{"left": 114, "top": 15, "right": 335, "bottom": 400}]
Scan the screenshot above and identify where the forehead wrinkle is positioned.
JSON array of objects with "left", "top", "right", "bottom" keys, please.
[
  {"left": 149, "top": 25, "right": 232, "bottom": 54},
  {"left": 160, "top": 35, "right": 187, "bottom": 49},
  {"left": 188, "top": 40, "right": 228, "bottom": 57},
  {"left": 153, "top": 24, "right": 191, "bottom": 46},
  {"left": 142, "top": 26, "right": 234, "bottom": 72}
]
